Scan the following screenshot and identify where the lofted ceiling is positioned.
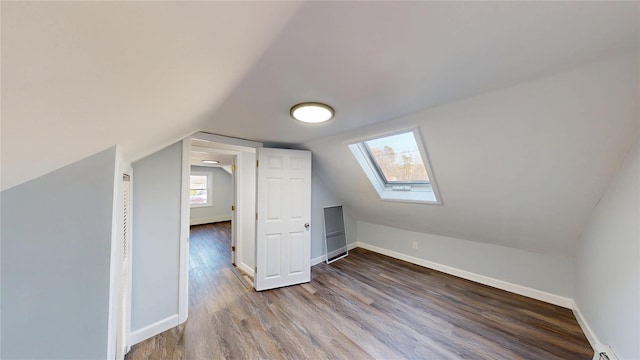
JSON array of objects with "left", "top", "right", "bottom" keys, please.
[
  {"left": 1, "top": 2, "right": 638, "bottom": 256},
  {"left": 1, "top": 1, "right": 301, "bottom": 190},
  {"left": 2, "top": 1, "right": 638, "bottom": 191},
  {"left": 203, "top": 1, "right": 639, "bottom": 145}
]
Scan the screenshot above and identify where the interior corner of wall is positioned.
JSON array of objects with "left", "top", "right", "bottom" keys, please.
[{"left": 571, "top": 300, "right": 601, "bottom": 353}]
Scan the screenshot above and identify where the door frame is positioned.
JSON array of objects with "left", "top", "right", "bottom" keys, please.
[
  {"left": 188, "top": 145, "right": 239, "bottom": 263},
  {"left": 178, "top": 132, "right": 262, "bottom": 323},
  {"left": 107, "top": 146, "right": 133, "bottom": 359}
]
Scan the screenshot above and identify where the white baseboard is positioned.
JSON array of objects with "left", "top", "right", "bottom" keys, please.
[
  {"left": 572, "top": 301, "right": 601, "bottom": 357},
  {"left": 129, "top": 314, "right": 180, "bottom": 346},
  {"left": 311, "top": 242, "right": 358, "bottom": 266},
  {"left": 238, "top": 261, "right": 254, "bottom": 278},
  {"left": 572, "top": 301, "right": 600, "bottom": 346},
  {"left": 311, "top": 254, "right": 325, "bottom": 266},
  {"left": 356, "top": 242, "right": 573, "bottom": 309},
  {"left": 190, "top": 216, "right": 231, "bottom": 226}
]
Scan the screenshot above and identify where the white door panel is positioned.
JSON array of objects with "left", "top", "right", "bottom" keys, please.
[{"left": 255, "top": 148, "right": 311, "bottom": 291}]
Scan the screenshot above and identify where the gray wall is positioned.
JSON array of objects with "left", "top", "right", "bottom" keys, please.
[
  {"left": 356, "top": 221, "right": 574, "bottom": 299},
  {"left": 131, "top": 142, "right": 182, "bottom": 332},
  {"left": 574, "top": 141, "right": 639, "bottom": 359},
  {"left": 305, "top": 53, "right": 638, "bottom": 258},
  {"left": 1, "top": 147, "right": 117, "bottom": 359},
  {"left": 189, "top": 166, "right": 233, "bottom": 225}
]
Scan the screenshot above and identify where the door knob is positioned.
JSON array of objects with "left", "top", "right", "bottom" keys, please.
[{"left": 304, "top": 223, "right": 310, "bottom": 229}]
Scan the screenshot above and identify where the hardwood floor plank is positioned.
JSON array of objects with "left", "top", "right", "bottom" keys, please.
[{"left": 126, "top": 222, "right": 592, "bottom": 360}]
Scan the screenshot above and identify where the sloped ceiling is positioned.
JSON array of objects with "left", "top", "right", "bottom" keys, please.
[
  {"left": 306, "top": 54, "right": 639, "bottom": 257},
  {"left": 203, "top": 1, "right": 639, "bottom": 144},
  {"left": 1, "top": 1, "right": 301, "bottom": 190},
  {"left": 3, "top": 1, "right": 638, "bottom": 191},
  {"left": 2, "top": 2, "right": 638, "bottom": 256}
]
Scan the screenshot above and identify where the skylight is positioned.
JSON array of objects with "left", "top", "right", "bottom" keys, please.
[
  {"left": 364, "top": 132, "right": 429, "bottom": 184},
  {"left": 348, "top": 129, "right": 441, "bottom": 204}
]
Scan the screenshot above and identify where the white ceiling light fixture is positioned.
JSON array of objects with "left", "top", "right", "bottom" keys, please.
[
  {"left": 290, "top": 102, "right": 335, "bottom": 124},
  {"left": 202, "top": 160, "right": 219, "bottom": 164}
]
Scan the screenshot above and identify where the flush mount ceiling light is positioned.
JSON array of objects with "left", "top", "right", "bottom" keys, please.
[
  {"left": 290, "top": 102, "right": 335, "bottom": 124},
  {"left": 202, "top": 160, "right": 219, "bottom": 164}
]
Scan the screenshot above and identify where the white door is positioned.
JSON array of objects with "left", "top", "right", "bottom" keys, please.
[{"left": 255, "top": 148, "right": 311, "bottom": 291}]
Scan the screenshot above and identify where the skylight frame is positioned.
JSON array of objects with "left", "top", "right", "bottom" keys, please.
[{"left": 348, "top": 128, "right": 442, "bottom": 204}]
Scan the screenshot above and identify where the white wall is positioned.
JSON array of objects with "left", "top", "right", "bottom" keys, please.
[
  {"left": 1, "top": 147, "right": 117, "bottom": 359},
  {"left": 574, "top": 141, "right": 639, "bottom": 359},
  {"left": 310, "top": 171, "right": 358, "bottom": 265},
  {"left": 131, "top": 142, "right": 182, "bottom": 337},
  {"left": 357, "top": 222, "right": 574, "bottom": 306},
  {"left": 189, "top": 166, "right": 233, "bottom": 225}
]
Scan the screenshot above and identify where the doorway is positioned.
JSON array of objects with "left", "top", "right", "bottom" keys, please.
[
  {"left": 188, "top": 145, "right": 236, "bottom": 263},
  {"left": 178, "top": 132, "right": 261, "bottom": 322},
  {"left": 188, "top": 221, "right": 253, "bottom": 310}
]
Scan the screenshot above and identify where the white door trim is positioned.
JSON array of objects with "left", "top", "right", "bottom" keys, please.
[
  {"left": 178, "top": 132, "right": 262, "bottom": 324},
  {"left": 107, "top": 146, "right": 133, "bottom": 359},
  {"left": 179, "top": 139, "right": 191, "bottom": 324},
  {"left": 191, "top": 132, "right": 262, "bottom": 150}
]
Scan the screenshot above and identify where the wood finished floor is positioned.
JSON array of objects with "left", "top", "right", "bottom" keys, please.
[{"left": 126, "top": 222, "right": 592, "bottom": 360}]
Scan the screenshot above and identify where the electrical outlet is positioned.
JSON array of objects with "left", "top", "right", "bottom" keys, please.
[
  {"left": 594, "top": 345, "right": 619, "bottom": 360},
  {"left": 412, "top": 241, "right": 418, "bottom": 250}
]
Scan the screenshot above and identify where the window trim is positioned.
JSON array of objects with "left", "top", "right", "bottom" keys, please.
[
  {"left": 348, "top": 128, "right": 442, "bottom": 204},
  {"left": 189, "top": 171, "right": 213, "bottom": 208}
]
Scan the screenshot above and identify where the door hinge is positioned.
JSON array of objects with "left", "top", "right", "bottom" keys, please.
[
  {"left": 256, "top": 213, "right": 258, "bottom": 220},
  {"left": 256, "top": 160, "right": 259, "bottom": 167},
  {"left": 231, "top": 246, "right": 236, "bottom": 252},
  {"left": 231, "top": 164, "right": 236, "bottom": 173},
  {"left": 232, "top": 205, "right": 235, "bottom": 211}
]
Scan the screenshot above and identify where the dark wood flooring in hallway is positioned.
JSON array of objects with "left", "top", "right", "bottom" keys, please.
[{"left": 126, "top": 221, "right": 592, "bottom": 359}]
